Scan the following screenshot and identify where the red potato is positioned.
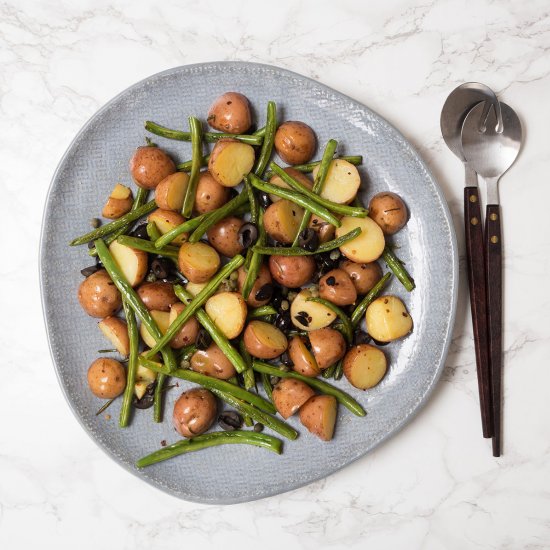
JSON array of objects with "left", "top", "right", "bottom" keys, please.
[
  {"left": 204, "top": 291, "right": 247, "bottom": 339},
  {"left": 319, "top": 268, "right": 357, "bottom": 306},
  {"left": 154, "top": 172, "right": 189, "bottom": 211},
  {"left": 272, "top": 378, "right": 315, "bottom": 419},
  {"left": 109, "top": 240, "right": 148, "bottom": 288},
  {"left": 98, "top": 316, "right": 130, "bottom": 356},
  {"left": 87, "top": 358, "right": 126, "bottom": 399},
  {"left": 129, "top": 146, "right": 176, "bottom": 190},
  {"left": 274, "top": 121, "right": 316, "bottom": 165},
  {"left": 168, "top": 302, "right": 200, "bottom": 349},
  {"left": 288, "top": 336, "right": 320, "bottom": 377},
  {"left": 208, "top": 139, "right": 255, "bottom": 187},
  {"left": 190, "top": 344, "right": 236, "bottom": 379},
  {"left": 343, "top": 344, "right": 387, "bottom": 389},
  {"left": 268, "top": 168, "right": 313, "bottom": 203},
  {"left": 148, "top": 208, "right": 188, "bottom": 246},
  {"left": 308, "top": 328, "right": 346, "bottom": 370},
  {"left": 368, "top": 192, "right": 408, "bottom": 235},
  {"left": 206, "top": 216, "right": 245, "bottom": 258},
  {"left": 243, "top": 321, "right": 288, "bottom": 359},
  {"left": 236, "top": 264, "right": 273, "bottom": 307},
  {"left": 207, "top": 92, "right": 252, "bottom": 134},
  {"left": 263, "top": 199, "right": 304, "bottom": 244},
  {"left": 299, "top": 395, "right": 337, "bottom": 441},
  {"left": 78, "top": 269, "right": 122, "bottom": 318},
  {"left": 102, "top": 183, "right": 133, "bottom": 219},
  {"left": 339, "top": 260, "right": 383, "bottom": 295},
  {"left": 137, "top": 282, "right": 178, "bottom": 312},
  {"left": 178, "top": 242, "right": 220, "bottom": 283},
  {"left": 173, "top": 388, "right": 217, "bottom": 438},
  {"left": 194, "top": 171, "right": 231, "bottom": 214},
  {"left": 268, "top": 255, "right": 316, "bottom": 288}
]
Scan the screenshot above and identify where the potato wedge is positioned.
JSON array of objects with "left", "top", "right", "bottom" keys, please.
[
  {"left": 148, "top": 208, "right": 188, "bottom": 245},
  {"left": 98, "top": 316, "right": 130, "bottom": 356},
  {"left": 335, "top": 216, "right": 385, "bottom": 263},
  {"left": 365, "top": 295, "right": 413, "bottom": 342},
  {"left": 155, "top": 172, "right": 189, "bottom": 211},
  {"left": 178, "top": 242, "right": 220, "bottom": 283},
  {"left": 290, "top": 288, "right": 337, "bottom": 331},
  {"left": 208, "top": 139, "right": 255, "bottom": 187},
  {"left": 204, "top": 291, "right": 247, "bottom": 339},
  {"left": 109, "top": 240, "right": 148, "bottom": 287},
  {"left": 139, "top": 310, "right": 171, "bottom": 348},
  {"left": 263, "top": 199, "right": 304, "bottom": 244},
  {"left": 313, "top": 159, "right": 360, "bottom": 204},
  {"left": 243, "top": 320, "right": 288, "bottom": 359},
  {"left": 288, "top": 335, "right": 320, "bottom": 377},
  {"left": 299, "top": 395, "right": 337, "bottom": 441},
  {"left": 343, "top": 344, "right": 387, "bottom": 389},
  {"left": 272, "top": 378, "right": 315, "bottom": 419},
  {"left": 168, "top": 302, "right": 200, "bottom": 349},
  {"left": 134, "top": 362, "right": 157, "bottom": 399},
  {"left": 102, "top": 183, "right": 133, "bottom": 219}
]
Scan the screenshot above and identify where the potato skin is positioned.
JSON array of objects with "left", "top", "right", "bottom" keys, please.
[
  {"left": 319, "top": 268, "right": 357, "bottom": 306},
  {"left": 207, "top": 92, "right": 252, "bottom": 134},
  {"left": 268, "top": 255, "right": 316, "bottom": 288},
  {"left": 169, "top": 302, "right": 200, "bottom": 349},
  {"left": 368, "top": 192, "right": 408, "bottom": 235},
  {"left": 243, "top": 321, "right": 288, "bottom": 359},
  {"left": 272, "top": 378, "right": 315, "bottom": 419},
  {"left": 172, "top": 388, "right": 217, "bottom": 438},
  {"left": 263, "top": 199, "right": 304, "bottom": 244},
  {"left": 340, "top": 260, "right": 383, "bottom": 295},
  {"left": 299, "top": 395, "right": 337, "bottom": 441},
  {"left": 154, "top": 172, "right": 189, "bottom": 211},
  {"left": 98, "top": 316, "right": 130, "bottom": 356},
  {"left": 308, "top": 214, "right": 336, "bottom": 244},
  {"left": 137, "top": 282, "right": 178, "bottom": 312},
  {"left": 194, "top": 171, "right": 231, "bottom": 214},
  {"left": 78, "top": 269, "right": 122, "bottom": 318},
  {"left": 129, "top": 146, "right": 176, "bottom": 190},
  {"left": 190, "top": 344, "right": 236, "bottom": 379},
  {"left": 274, "top": 121, "right": 316, "bottom": 165},
  {"left": 87, "top": 358, "right": 126, "bottom": 398},
  {"left": 207, "top": 216, "right": 245, "bottom": 258},
  {"left": 288, "top": 336, "right": 320, "bottom": 377},
  {"left": 178, "top": 242, "right": 221, "bottom": 283},
  {"left": 237, "top": 264, "right": 273, "bottom": 307},
  {"left": 308, "top": 328, "right": 346, "bottom": 370}
]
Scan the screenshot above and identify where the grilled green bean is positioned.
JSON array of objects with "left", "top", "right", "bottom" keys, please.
[
  {"left": 283, "top": 155, "right": 362, "bottom": 173},
  {"left": 247, "top": 305, "right": 277, "bottom": 319},
  {"left": 306, "top": 297, "right": 353, "bottom": 344},
  {"left": 238, "top": 340, "right": 256, "bottom": 391},
  {"left": 254, "top": 101, "right": 276, "bottom": 177},
  {"left": 242, "top": 208, "right": 265, "bottom": 300},
  {"left": 116, "top": 235, "right": 179, "bottom": 260},
  {"left": 176, "top": 155, "right": 209, "bottom": 172},
  {"left": 153, "top": 212, "right": 210, "bottom": 248},
  {"left": 383, "top": 247, "right": 415, "bottom": 291},
  {"left": 182, "top": 116, "right": 203, "bottom": 218},
  {"left": 350, "top": 272, "right": 392, "bottom": 327},
  {"left": 119, "top": 300, "right": 138, "bottom": 428},
  {"left": 146, "top": 221, "right": 162, "bottom": 241}
]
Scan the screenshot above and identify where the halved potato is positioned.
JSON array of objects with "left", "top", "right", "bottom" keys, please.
[
  {"left": 139, "top": 310, "right": 171, "bottom": 348},
  {"left": 243, "top": 321, "right": 288, "bottom": 359},
  {"left": 335, "top": 216, "right": 385, "bottom": 263},
  {"left": 168, "top": 302, "right": 200, "bottom": 349},
  {"left": 290, "top": 288, "right": 337, "bottom": 331},
  {"left": 102, "top": 183, "right": 133, "bottom": 219},
  {"left": 208, "top": 139, "right": 255, "bottom": 187},
  {"left": 178, "top": 242, "right": 220, "bottom": 283},
  {"left": 190, "top": 344, "right": 236, "bottom": 379},
  {"left": 134, "top": 361, "right": 157, "bottom": 399},
  {"left": 308, "top": 328, "right": 346, "bottom": 370},
  {"left": 313, "top": 159, "right": 360, "bottom": 204},
  {"left": 148, "top": 208, "right": 188, "bottom": 245},
  {"left": 365, "top": 295, "right": 413, "bottom": 342},
  {"left": 263, "top": 199, "right": 304, "bottom": 244},
  {"left": 343, "top": 344, "right": 387, "bottom": 389},
  {"left": 204, "top": 291, "right": 247, "bottom": 339},
  {"left": 299, "top": 395, "right": 337, "bottom": 441},
  {"left": 109, "top": 240, "right": 148, "bottom": 287},
  {"left": 268, "top": 168, "right": 313, "bottom": 203},
  {"left": 155, "top": 172, "right": 189, "bottom": 211},
  {"left": 288, "top": 336, "right": 320, "bottom": 377},
  {"left": 98, "top": 316, "right": 130, "bottom": 356},
  {"left": 272, "top": 378, "right": 315, "bottom": 419},
  {"left": 186, "top": 280, "right": 209, "bottom": 297}
]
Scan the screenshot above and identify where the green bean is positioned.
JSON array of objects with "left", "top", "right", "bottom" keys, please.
[
  {"left": 248, "top": 174, "right": 341, "bottom": 228},
  {"left": 145, "top": 255, "right": 245, "bottom": 356},
  {"left": 242, "top": 209, "right": 265, "bottom": 300},
  {"left": 145, "top": 121, "right": 263, "bottom": 145},
  {"left": 153, "top": 212, "right": 210, "bottom": 248},
  {"left": 119, "top": 300, "right": 138, "bottom": 428},
  {"left": 188, "top": 191, "right": 248, "bottom": 243},
  {"left": 334, "top": 359, "right": 344, "bottom": 380},
  {"left": 292, "top": 140, "right": 338, "bottom": 246},
  {"left": 269, "top": 162, "right": 367, "bottom": 218},
  {"left": 254, "top": 101, "right": 277, "bottom": 177},
  {"left": 88, "top": 187, "right": 149, "bottom": 256},
  {"left": 252, "top": 227, "right": 361, "bottom": 256},
  {"left": 284, "top": 155, "right": 363, "bottom": 173},
  {"left": 94, "top": 239, "right": 177, "bottom": 422},
  {"left": 382, "top": 247, "right": 415, "bottom": 292},
  {"left": 70, "top": 200, "right": 157, "bottom": 246},
  {"left": 245, "top": 178, "right": 259, "bottom": 225},
  {"left": 146, "top": 221, "right": 162, "bottom": 241},
  {"left": 136, "top": 430, "right": 282, "bottom": 468},
  {"left": 253, "top": 126, "right": 266, "bottom": 137},
  {"left": 322, "top": 362, "right": 337, "bottom": 379},
  {"left": 238, "top": 340, "right": 256, "bottom": 391},
  {"left": 138, "top": 357, "right": 276, "bottom": 414},
  {"left": 176, "top": 155, "right": 209, "bottom": 172},
  {"left": 210, "top": 388, "right": 297, "bottom": 440},
  {"left": 176, "top": 343, "right": 197, "bottom": 364},
  {"left": 247, "top": 305, "right": 277, "bottom": 319},
  {"left": 116, "top": 235, "right": 179, "bottom": 260},
  {"left": 306, "top": 297, "right": 353, "bottom": 344},
  {"left": 173, "top": 286, "right": 248, "bottom": 374},
  {"left": 182, "top": 116, "right": 203, "bottom": 218},
  {"left": 252, "top": 360, "right": 366, "bottom": 417},
  {"left": 261, "top": 372, "right": 274, "bottom": 402},
  {"left": 350, "top": 272, "right": 392, "bottom": 327}
]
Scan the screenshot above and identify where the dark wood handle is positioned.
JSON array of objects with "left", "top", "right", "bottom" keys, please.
[
  {"left": 464, "top": 187, "right": 493, "bottom": 438},
  {"left": 485, "top": 204, "right": 502, "bottom": 456}
]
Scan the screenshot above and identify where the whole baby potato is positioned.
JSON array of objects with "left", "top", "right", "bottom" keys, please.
[
  {"left": 272, "top": 378, "right": 315, "bottom": 419},
  {"left": 172, "top": 388, "right": 217, "bottom": 438},
  {"left": 274, "top": 121, "right": 316, "bottom": 165},
  {"left": 207, "top": 92, "right": 252, "bottom": 134},
  {"left": 268, "top": 255, "right": 316, "bottom": 288},
  {"left": 319, "top": 268, "right": 357, "bottom": 306},
  {"left": 78, "top": 269, "right": 122, "bottom": 318},
  {"left": 190, "top": 344, "right": 236, "bottom": 380},
  {"left": 137, "top": 282, "right": 178, "bottom": 312},
  {"left": 368, "top": 192, "right": 408, "bottom": 235},
  {"left": 308, "top": 328, "right": 346, "bottom": 370},
  {"left": 206, "top": 216, "right": 245, "bottom": 258},
  {"left": 339, "top": 260, "right": 383, "bottom": 295},
  {"left": 87, "top": 357, "right": 126, "bottom": 399},
  {"left": 129, "top": 146, "right": 176, "bottom": 190},
  {"left": 194, "top": 171, "right": 231, "bottom": 214}
]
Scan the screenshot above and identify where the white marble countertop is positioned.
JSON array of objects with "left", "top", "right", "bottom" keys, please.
[{"left": 2, "top": 0, "right": 550, "bottom": 548}]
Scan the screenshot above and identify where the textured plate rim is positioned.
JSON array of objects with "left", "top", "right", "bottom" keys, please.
[{"left": 39, "top": 61, "right": 458, "bottom": 504}]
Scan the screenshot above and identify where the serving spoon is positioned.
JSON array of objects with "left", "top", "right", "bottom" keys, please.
[
  {"left": 440, "top": 83, "right": 502, "bottom": 438},
  {"left": 461, "top": 101, "right": 522, "bottom": 456}
]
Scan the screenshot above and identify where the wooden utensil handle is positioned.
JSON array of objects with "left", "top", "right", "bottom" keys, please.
[
  {"left": 464, "top": 187, "right": 493, "bottom": 438},
  {"left": 485, "top": 204, "right": 502, "bottom": 457}
]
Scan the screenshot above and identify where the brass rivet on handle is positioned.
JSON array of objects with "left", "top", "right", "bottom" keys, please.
[
  {"left": 471, "top": 217, "right": 479, "bottom": 225},
  {"left": 469, "top": 195, "right": 478, "bottom": 203},
  {"left": 490, "top": 213, "right": 498, "bottom": 221},
  {"left": 491, "top": 236, "right": 499, "bottom": 244}
]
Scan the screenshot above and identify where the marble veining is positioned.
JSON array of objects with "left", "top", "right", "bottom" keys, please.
[{"left": 1, "top": 0, "right": 550, "bottom": 548}]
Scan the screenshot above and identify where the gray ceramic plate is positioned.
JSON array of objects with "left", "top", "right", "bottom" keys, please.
[{"left": 40, "top": 62, "right": 458, "bottom": 504}]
